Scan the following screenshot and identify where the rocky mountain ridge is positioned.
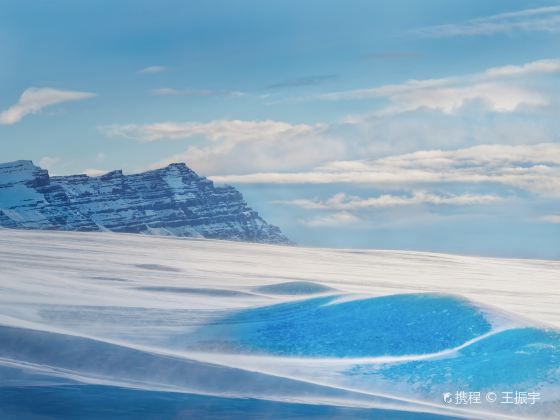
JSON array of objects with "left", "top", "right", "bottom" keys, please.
[{"left": 0, "top": 160, "right": 291, "bottom": 244}]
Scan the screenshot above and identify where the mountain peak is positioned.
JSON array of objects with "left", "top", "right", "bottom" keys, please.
[
  {"left": 0, "top": 160, "right": 38, "bottom": 172},
  {"left": 100, "top": 169, "right": 124, "bottom": 179},
  {"left": 161, "top": 162, "right": 195, "bottom": 174},
  {"left": 166, "top": 162, "right": 187, "bottom": 169},
  {"left": 0, "top": 160, "right": 48, "bottom": 187}
]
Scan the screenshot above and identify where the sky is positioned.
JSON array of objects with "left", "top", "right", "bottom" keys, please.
[{"left": 1, "top": 0, "right": 560, "bottom": 258}]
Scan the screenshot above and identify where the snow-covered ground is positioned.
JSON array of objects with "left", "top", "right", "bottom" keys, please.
[{"left": 0, "top": 228, "right": 558, "bottom": 419}]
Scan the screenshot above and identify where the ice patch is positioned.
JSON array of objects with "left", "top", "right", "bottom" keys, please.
[
  {"left": 371, "top": 327, "right": 560, "bottom": 392},
  {"left": 186, "top": 293, "right": 492, "bottom": 357}
]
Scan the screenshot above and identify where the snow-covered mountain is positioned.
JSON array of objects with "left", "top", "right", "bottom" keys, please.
[{"left": 0, "top": 160, "right": 290, "bottom": 244}]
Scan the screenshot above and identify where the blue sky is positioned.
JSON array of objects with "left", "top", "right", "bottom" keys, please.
[{"left": 1, "top": 0, "right": 560, "bottom": 257}]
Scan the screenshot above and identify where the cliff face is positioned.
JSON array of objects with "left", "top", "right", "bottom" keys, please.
[{"left": 0, "top": 160, "right": 291, "bottom": 244}]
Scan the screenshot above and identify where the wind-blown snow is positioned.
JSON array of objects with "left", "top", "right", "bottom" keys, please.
[{"left": 0, "top": 228, "right": 558, "bottom": 419}]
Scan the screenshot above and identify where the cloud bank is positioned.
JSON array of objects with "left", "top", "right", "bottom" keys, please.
[
  {"left": 103, "top": 58, "right": 560, "bottom": 178},
  {"left": 211, "top": 143, "right": 560, "bottom": 197}
]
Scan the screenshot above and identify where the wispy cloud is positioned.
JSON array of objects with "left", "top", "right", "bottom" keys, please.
[
  {"left": 318, "top": 58, "right": 560, "bottom": 115},
  {"left": 539, "top": 214, "right": 560, "bottom": 224},
  {"left": 211, "top": 143, "right": 560, "bottom": 197},
  {"left": 0, "top": 87, "right": 96, "bottom": 125},
  {"left": 102, "top": 119, "right": 321, "bottom": 142},
  {"left": 279, "top": 191, "right": 502, "bottom": 210},
  {"left": 151, "top": 88, "right": 246, "bottom": 97},
  {"left": 299, "top": 212, "right": 360, "bottom": 227},
  {"left": 137, "top": 65, "right": 168, "bottom": 74},
  {"left": 290, "top": 191, "right": 504, "bottom": 229},
  {"left": 267, "top": 74, "right": 338, "bottom": 89},
  {"left": 411, "top": 6, "right": 560, "bottom": 38}
]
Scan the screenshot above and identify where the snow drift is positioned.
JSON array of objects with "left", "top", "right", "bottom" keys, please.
[{"left": 0, "top": 229, "right": 558, "bottom": 419}]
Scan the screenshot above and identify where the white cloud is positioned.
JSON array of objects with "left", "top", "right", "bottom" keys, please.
[
  {"left": 299, "top": 212, "right": 360, "bottom": 227},
  {"left": 279, "top": 191, "right": 502, "bottom": 210},
  {"left": 319, "top": 58, "right": 560, "bottom": 115},
  {"left": 137, "top": 66, "right": 168, "bottom": 74},
  {"left": 0, "top": 87, "right": 96, "bottom": 125},
  {"left": 411, "top": 6, "right": 560, "bottom": 38},
  {"left": 539, "top": 214, "right": 560, "bottom": 224},
  {"left": 211, "top": 143, "right": 560, "bottom": 197},
  {"left": 383, "top": 83, "right": 547, "bottom": 115}
]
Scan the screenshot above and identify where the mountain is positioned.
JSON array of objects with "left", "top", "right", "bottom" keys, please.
[{"left": 0, "top": 160, "right": 291, "bottom": 244}]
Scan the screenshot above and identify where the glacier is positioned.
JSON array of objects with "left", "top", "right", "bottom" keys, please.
[{"left": 0, "top": 228, "right": 559, "bottom": 419}]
